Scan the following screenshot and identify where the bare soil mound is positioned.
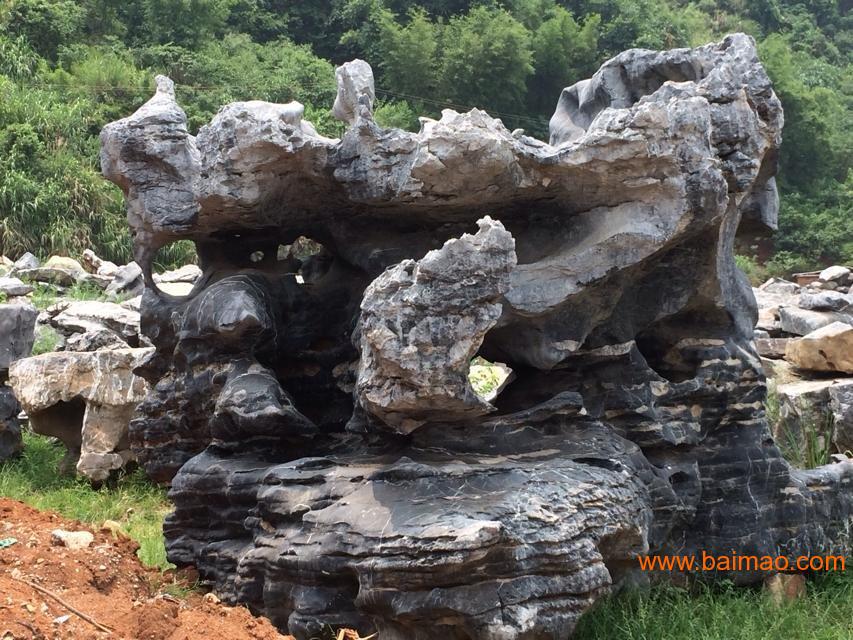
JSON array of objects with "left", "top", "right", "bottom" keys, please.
[{"left": 0, "top": 498, "right": 293, "bottom": 640}]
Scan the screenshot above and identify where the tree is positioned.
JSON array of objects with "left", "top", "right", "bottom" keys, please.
[
  {"left": 4, "top": 0, "right": 83, "bottom": 60},
  {"left": 439, "top": 6, "right": 534, "bottom": 115},
  {"left": 528, "top": 8, "right": 600, "bottom": 113},
  {"left": 138, "top": 0, "right": 233, "bottom": 48},
  {"left": 377, "top": 8, "right": 440, "bottom": 100}
]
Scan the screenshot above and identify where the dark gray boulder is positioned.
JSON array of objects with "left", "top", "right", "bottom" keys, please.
[
  {"left": 0, "top": 301, "right": 37, "bottom": 462},
  {"left": 0, "top": 302, "right": 37, "bottom": 373}
]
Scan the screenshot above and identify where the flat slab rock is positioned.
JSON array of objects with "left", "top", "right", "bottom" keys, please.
[{"left": 100, "top": 34, "right": 853, "bottom": 640}]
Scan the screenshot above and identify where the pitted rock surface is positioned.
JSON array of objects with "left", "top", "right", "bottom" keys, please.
[{"left": 101, "top": 34, "right": 853, "bottom": 639}]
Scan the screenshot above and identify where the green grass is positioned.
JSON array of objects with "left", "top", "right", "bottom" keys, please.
[
  {"left": 575, "top": 574, "right": 853, "bottom": 640},
  {"left": 0, "top": 431, "right": 172, "bottom": 569},
  {"left": 28, "top": 280, "right": 105, "bottom": 310},
  {"left": 29, "top": 283, "right": 60, "bottom": 309},
  {"left": 65, "top": 280, "right": 107, "bottom": 301},
  {"left": 31, "top": 325, "right": 62, "bottom": 355}
]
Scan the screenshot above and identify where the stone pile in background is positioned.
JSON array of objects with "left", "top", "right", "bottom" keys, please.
[
  {"left": 1, "top": 249, "right": 199, "bottom": 482},
  {"left": 754, "top": 266, "right": 853, "bottom": 457}
]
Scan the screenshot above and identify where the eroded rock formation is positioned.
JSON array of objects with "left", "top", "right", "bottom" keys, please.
[
  {"left": 101, "top": 35, "right": 853, "bottom": 639},
  {"left": 8, "top": 348, "right": 151, "bottom": 481}
]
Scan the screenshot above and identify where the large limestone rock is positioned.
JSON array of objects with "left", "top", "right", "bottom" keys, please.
[
  {"left": 43, "top": 255, "right": 86, "bottom": 279},
  {"left": 785, "top": 322, "right": 853, "bottom": 373},
  {"left": 773, "top": 379, "right": 853, "bottom": 459},
  {"left": 8, "top": 348, "right": 152, "bottom": 482},
  {"left": 154, "top": 264, "right": 201, "bottom": 284},
  {"left": 105, "top": 261, "right": 143, "bottom": 298},
  {"left": 101, "top": 35, "right": 853, "bottom": 639},
  {"left": 819, "top": 266, "right": 850, "bottom": 284},
  {"left": 16, "top": 256, "right": 87, "bottom": 287}
]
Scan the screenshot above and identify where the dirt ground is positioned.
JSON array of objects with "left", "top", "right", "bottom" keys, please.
[{"left": 0, "top": 498, "right": 294, "bottom": 640}]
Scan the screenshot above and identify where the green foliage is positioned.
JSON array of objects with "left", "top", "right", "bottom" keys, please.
[
  {"left": 0, "top": 431, "right": 172, "bottom": 568},
  {"left": 440, "top": 6, "right": 534, "bottom": 114},
  {"left": 778, "top": 401, "right": 835, "bottom": 470},
  {"left": 142, "top": 34, "right": 337, "bottom": 133},
  {"left": 468, "top": 357, "right": 510, "bottom": 398},
  {"left": 138, "top": 0, "right": 233, "bottom": 48},
  {"left": 152, "top": 239, "right": 199, "bottom": 272},
  {"left": 529, "top": 8, "right": 600, "bottom": 113},
  {"left": 65, "top": 279, "right": 107, "bottom": 301},
  {"left": 734, "top": 254, "right": 769, "bottom": 286},
  {"left": 28, "top": 283, "right": 58, "bottom": 309},
  {"left": 31, "top": 324, "right": 62, "bottom": 354},
  {"left": 4, "top": 0, "right": 84, "bottom": 60},
  {"left": 374, "top": 99, "right": 419, "bottom": 131},
  {"left": 375, "top": 8, "right": 440, "bottom": 100},
  {"left": 574, "top": 576, "right": 853, "bottom": 640}
]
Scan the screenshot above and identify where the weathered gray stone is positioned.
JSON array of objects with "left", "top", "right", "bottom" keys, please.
[
  {"left": 333, "top": 59, "right": 375, "bottom": 126},
  {"left": 45, "top": 300, "right": 141, "bottom": 347},
  {"left": 105, "top": 261, "right": 143, "bottom": 298},
  {"left": 82, "top": 248, "right": 119, "bottom": 277},
  {"left": 819, "top": 266, "right": 850, "bottom": 283},
  {"left": 0, "top": 276, "right": 33, "bottom": 297},
  {"left": 154, "top": 264, "right": 201, "bottom": 284},
  {"left": 8, "top": 348, "right": 152, "bottom": 482},
  {"left": 13, "top": 252, "right": 39, "bottom": 271},
  {"left": 154, "top": 281, "right": 193, "bottom": 297},
  {"left": 798, "top": 290, "right": 851, "bottom": 311},
  {"left": 78, "top": 273, "right": 114, "bottom": 290},
  {"left": 759, "top": 277, "right": 800, "bottom": 295},
  {"left": 755, "top": 337, "right": 790, "bottom": 359},
  {"left": 43, "top": 256, "right": 86, "bottom": 279},
  {"left": 785, "top": 322, "right": 853, "bottom": 373},
  {"left": 355, "top": 217, "right": 516, "bottom": 433},
  {"left": 0, "top": 301, "right": 39, "bottom": 462},
  {"left": 51, "top": 529, "right": 94, "bottom": 550},
  {"left": 99, "top": 35, "right": 853, "bottom": 640},
  {"left": 774, "top": 379, "right": 853, "bottom": 457},
  {"left": 15, "top": 267, "right": 76, "bottom": 287},
  {"left": 778, "top": 306, "right": 852, "bottom": 336},
  {"left": 65, "top": 327, "right": 130, "bottom": 352},
  {"left": 0, "top": 385, "right": 23, "bottom": 462}
]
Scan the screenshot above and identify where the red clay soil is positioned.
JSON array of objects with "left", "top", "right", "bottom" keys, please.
[{"left": 0, "top": 498, "right": 295, "bottom": 640}]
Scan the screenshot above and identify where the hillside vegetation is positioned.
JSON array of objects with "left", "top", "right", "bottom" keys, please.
[{"left": 0, "top": 0, "right": 849, "bottom": 269}]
